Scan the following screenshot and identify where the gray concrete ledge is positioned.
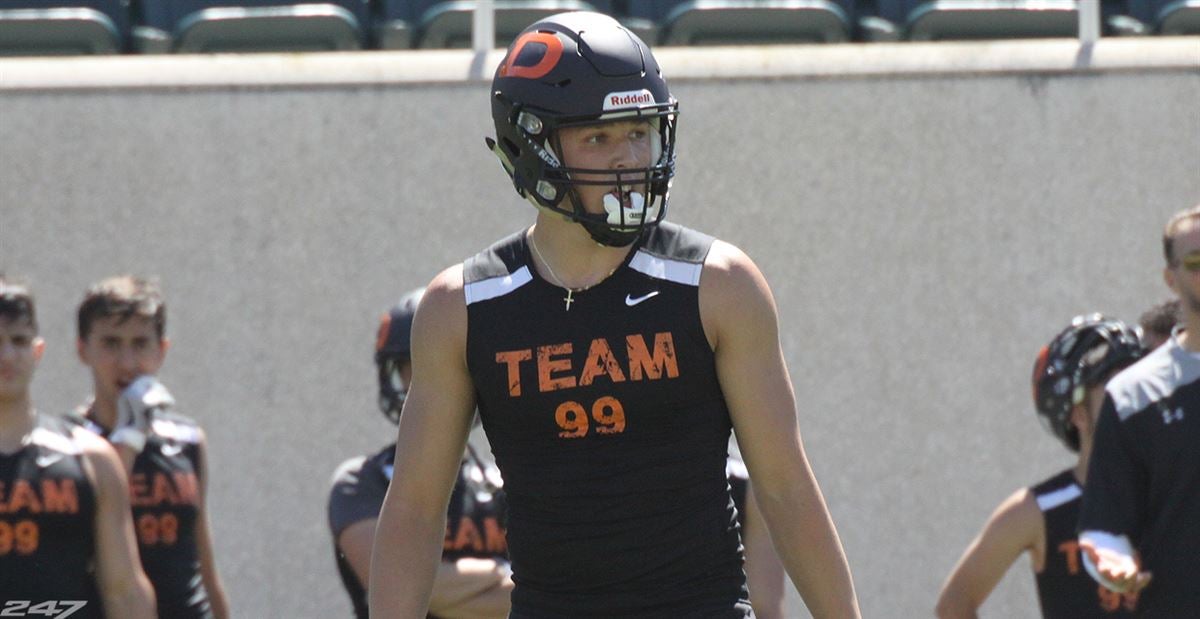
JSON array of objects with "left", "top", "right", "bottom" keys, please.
[{"left": 0, "top": 36, "right": 1196, "bottom": 91}]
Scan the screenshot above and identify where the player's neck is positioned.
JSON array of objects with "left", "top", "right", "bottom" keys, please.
[
  {"left": 88, "top": 394, "right": 118, "bottom": 432},
  {"left": 529, "top": 214, "right": 632, "bottom": 289},
  {"left": 0, "top": 398, "right": 36, "bottom": 452},
  {"left": 1074, "top": 446, "right": 1091, "bottom": 485},
  {"left": 1176, "top": 311, "right": 1200, "bottom": 352}
]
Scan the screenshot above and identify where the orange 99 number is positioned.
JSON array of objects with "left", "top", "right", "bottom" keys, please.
[
  {"left": 0, "top": 519, "right": 39, "bottom": 555},
  {"left": 137, "top": 512, "right": 180, "bottom": 546},
  {"left": 555, "top": 396, "right": 626, "bottom": 438}
]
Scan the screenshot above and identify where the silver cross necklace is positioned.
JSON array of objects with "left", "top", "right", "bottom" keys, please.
[{"left": 529, "top": 233, "right": 617, "bottom": 311}]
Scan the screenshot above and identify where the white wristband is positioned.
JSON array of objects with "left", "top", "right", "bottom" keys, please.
[{"left": 1080, "top": 530, "right": 1136, "bottom": 592}]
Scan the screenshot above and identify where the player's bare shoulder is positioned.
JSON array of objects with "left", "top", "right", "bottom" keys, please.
[
  {"left": 699, "top": 239, "right": 778, "bottom": 349},
  {"left": 70, "top": 425, "right": 126, "bottom": 487},
  {"left": 411, "top": 264, "right": 468, "bottom": 358},
  {"left": 71, "top": 423, "right": 117, "bottom": 458},
  {"left": 990, "top": 487, "right": 1046, "bottom": 560}
]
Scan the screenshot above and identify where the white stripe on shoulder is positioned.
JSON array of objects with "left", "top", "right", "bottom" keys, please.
[
  {"left": 30, "top": 427, "right": 83, "bottom": 455},
  {"left": 1106, "top": 340, "right": 1194, "bottom": 421},
  {"left": 151, "top": 419, "right": 202, "bottom": 444},
  {"left": 630, "top": 251, "right": 703, "bottom": 286},
  {"left": 464, "top": 265, "right": 533, "bottom": 305},
  {"left": 1036, "top": 483, "right": 1082, "bottom": 511}
]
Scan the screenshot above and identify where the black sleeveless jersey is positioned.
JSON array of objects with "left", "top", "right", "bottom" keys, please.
[
  {"left": 462, "top": 222, "right": 749, "bottom": 618},
  {"left": 328, "top": 442, "right": 508, "bottom": 619},
  {"left": 0, "top": 413, "right": 101, "bottom": 618},
  {"left": 72, "top": 407, "right": 212, "bottom": 619},
  {"left": 1031, "top": 469, "right": 1137, "bottom": 617}
]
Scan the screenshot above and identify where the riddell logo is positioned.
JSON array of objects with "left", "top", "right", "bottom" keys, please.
[{"left": 603, "top": 89, "right": 654, "bottom": 111}]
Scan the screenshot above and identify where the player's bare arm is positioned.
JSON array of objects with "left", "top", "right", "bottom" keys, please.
[
  {"left": 369, "top": 264, "right": 479, "bottom": 618},
  {"left": 700, "top": 240, "right": 861, "bottom": 619},
  {"left": 194, "top": 432, "right": 230, "bottom": 619},
  {"left": 76, "top": 427, "right": 156, "bottom": 619},
  {"left": 936, "top": 488, "right": 1043, "bottom": 618},
  {"left": 342, "top": 516, "right": 511, "bottom": 614}
]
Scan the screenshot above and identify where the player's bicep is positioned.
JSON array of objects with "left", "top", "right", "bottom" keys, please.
[
  {"left": 700, "top": 243, "right": 802, "bottom": 496},
  {"left": 937, "top": 489, "right": 1041, "bottom": 617}
]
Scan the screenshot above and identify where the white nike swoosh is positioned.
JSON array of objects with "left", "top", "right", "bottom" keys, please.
[
  {"left": 625, "top": 291, "right": 660, "bottom": 306},
  {"left": 161, "top": 443, "right": 184, "bottom": 457}
]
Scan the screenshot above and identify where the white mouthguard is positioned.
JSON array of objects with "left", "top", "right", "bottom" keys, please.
[{"left": 603, "top": 191, "right": 655, "bottom": 226}]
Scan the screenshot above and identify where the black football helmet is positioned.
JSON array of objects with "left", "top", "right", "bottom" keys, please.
[
  {"left": 486, "top": 11, "right": 678, "bottom": 247},
  {"left": 1031, "top": 314, "right": 1143, "bottom": 452},
  {"left": 375, "top": 288, "right": 424, "bottom": 424}
]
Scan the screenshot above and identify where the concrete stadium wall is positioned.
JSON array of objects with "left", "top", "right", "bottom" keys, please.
[{"left": 2, "top": 38, "right": 1198, "bottom": 617}]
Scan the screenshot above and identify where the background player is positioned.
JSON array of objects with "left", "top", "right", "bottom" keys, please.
[
  {"left": 1078, "top": 205, "right": 1200, "bottom": 615},
  {"left": 1136, "top": 298, "right": 1179, "bottom": 351},
  {"left": 936, "top": 314, "right": 1144, "bottom": 617},
  {"left": 329, "top": 288, "right": 513, "bottom": 618},
  {"left": 0, "top": 276, "right": 155, "bottom": 619},
  {"left": 370, "top": 12, "right": 859, "bottom": 618},
  {"left": 71, "top": 275, "right": 229, "bottom": 619}
]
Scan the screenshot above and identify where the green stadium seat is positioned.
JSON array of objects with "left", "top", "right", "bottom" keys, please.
[
  {"left": 1158, "top": 0, "right": 1200, "bottom": 33},
  {"left": 623, "top": 0, "right": 852, "bottom": 46},
  {"left": 408, "top": 0, "right": 608, "bottom": 49},
  {"left": 0, "top": 1, "right": 128, "bottom": 55},
  {"left": 904, "top": 0, "right": 1079, "bottom": 41},
  {"left": 133, "top": 0, "right": 367, "bottom": 53}
]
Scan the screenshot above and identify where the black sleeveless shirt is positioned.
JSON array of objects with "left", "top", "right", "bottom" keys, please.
[
  {"left": 73, "top": 408, "right": 212, "bottom": 619},
  {"left": 0, "top": 413, "right": 101, "bottom": 618},
  {"left": 1032, "top": 469, "right": 1137, "bottom": 617},
  {"left": 463, "top": 222, "right": 749, "bottom": 618},
  {"left": 328, "top": 442, "right": 508, "bottom": 619}
]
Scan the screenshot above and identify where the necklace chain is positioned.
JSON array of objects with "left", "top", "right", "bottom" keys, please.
[
  {"left": 529, "top": 232, "right": 618, "bottom": 311},
  {"left": 529, "top": 233, "right": 570, "bottom": 291}
]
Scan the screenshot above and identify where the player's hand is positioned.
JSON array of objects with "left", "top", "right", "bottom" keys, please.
[
  {"left": 111, "top": 375, "right": 174, "bottom": 452},
  {"left": 1080, "top": 538, "right": 1152, "bottom": 594}
]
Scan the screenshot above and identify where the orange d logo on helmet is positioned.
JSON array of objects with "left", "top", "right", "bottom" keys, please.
[
  {"left": 1032, "top": 344, "right": 1050, "bottom": 402},
  {"left": 498, "top": 31, "right": 564, "bottom": 80},
  {"left": 375, "top": 312, "right": 392, "bottom": 353}
]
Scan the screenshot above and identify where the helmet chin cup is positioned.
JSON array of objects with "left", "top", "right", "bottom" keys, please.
[{"left": 581, "top": 219, "right": 639, "bottom": 247}]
